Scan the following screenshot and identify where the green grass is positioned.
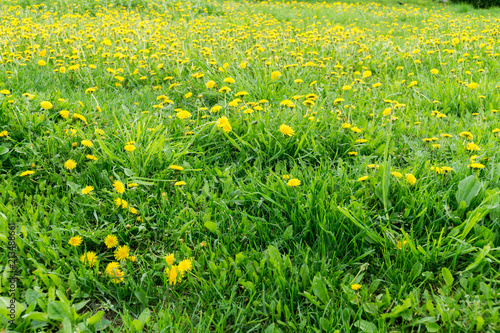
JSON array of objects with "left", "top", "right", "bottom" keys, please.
[{"left": 0, "top": 0, "right": 499, "bottom": 331}]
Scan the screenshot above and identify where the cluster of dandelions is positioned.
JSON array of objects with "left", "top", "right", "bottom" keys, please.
[{"left": 164, "top": 253, "right": 193, "bottom": 285}]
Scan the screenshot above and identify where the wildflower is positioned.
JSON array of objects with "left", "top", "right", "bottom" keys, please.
[
  {"left": 271, "top": 71, "right": 281, "bottom": 80},
  {"left": 206, "top": 80, "right": 216, "bottom": 88},
  {"left": 38, "top": 60, "right": 46, "bottom": 66},
  {"left": 357, "top": 176, "right": 369, "bottom": 181},
  {"left": 113, "top": 180, "right": 125, "bottom": 193},
  {"left": 382, "top": 108, "right": 391, "bottom": 116},
  {"left": 128, "top": 183, "right": 138, "bottom": 188},
  {"left": 40, "top": 101, "right": 53, "bottom": 110},
  {"left": 68, "top": 236, "right": 82, "bottom": 247},
  {"left": 283, "top": 175, "right": 290, "bottom": 180},
  {"left": 104, "top": 234, "right": 119, "bottom": 248},
  {"left": 165, "top": 253, "right": 175, "bottom": 266},
  {"left": 469, "top": 163, "right": 485, "bottom": 169},
  {"left": 279, "top": 124, "right": 295, "bottom": 137},
  {"left": 223, "top": 77, "right": 235, "bottom": 84},
  {"left": 64, "top": 159, "right": 77, "bottom": 170},
  {"left": 405, "top": 174, "right": 417, "bottom": 185},
  {"left": 86, "top": 154, "right": 98, "bottom": 161},
  {"left": 124, "top": 144, "right": 136, "bottom": 152},
  {"left": 287, "top": 179, "right": 301, "bottom": 187},
  {"left": 81, "top": 186, "right": 94, "bottom": 194},
  {"left": 59, "top": 110, "right": 70, "bottom": 119},
  {"left": 216, "top": 116, "right": 232, "bottom": 133},
  {"left": 391, "top": 171, "right": 403, "bottom": 178},
  {"left": 348, "top": 151, "right": 358, "bottom": 156},
  {"left": 459, "top": 131, "right": 473, "bottom": 140},
  {"left": 81, "top": 140, "right": 93, "bottom": 147},
  {"left": 466, "top": 142, "right": 481, "bottom": 151},
  {"left": 396, "top": 240, "right": 408, "bottom": 249},
  {"left": 165, "top": 265, "right": 180, "bottom": 285},
  {"left": 431, "top": 69, "right": 439, "bottom": 74},
  {"left": 114, "top": 245, "right": 130, "bottom": 261},
  {"left": 467, "top": 82, "right": 479, "bottom": 89},
  {"left": 174, "top": 181, "right": 187, "bottom": 186},
  {"left": 178, "top": 259, "right": 193, "bottom": 273},
  {"left": 105, "top": 262, "right": 125, "bottom": 283},
  {"left": 219, "top": 86, "right": 231, "bottom": 93},
  {"left": 177, "top": 110, "right": 191, "bottom": 119},
  {"left": 19, "top": 170, "right": 35, "bottom": 177},
  {"left": 169, "top": 165, "right": 184, "bottom": 171},
  {"left": 80, "top": 252, "right": 98, "bottom": 267},
  {"left": 362, "top": 70, "right": 372, "bottom": 78},
  {"left": 0, "top": 89, "right": 11, "bottom": 95},
  {"left": 210, "top": 105, "right": 222, "bottom": 113},
  {"left": 351, "top": 284, "right": 362, "bottom": 291}
]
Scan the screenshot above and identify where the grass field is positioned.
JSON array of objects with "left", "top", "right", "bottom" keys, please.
[{"left": 1, "top": 0, "right": 500, "bottom": 331}]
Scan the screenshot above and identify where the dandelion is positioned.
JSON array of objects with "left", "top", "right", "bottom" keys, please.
[
  {"left": 105, "top": 262, "right": 125, "bottom": 283},
  {"left": 40, "top": 101, "right": 53, "bottom": 110},
  {"left": 391, "top": 171, "right": 403, "bottom": 178},
  {"left": 459, "top": 131, "right": 473, "bottom": 140},
  {"left": 19, "top": 170, "right": 35, "bottom": 177},
  {"left": 0, "top": 89, "right": 11, "bottom": 95},
  {"left": 68, "top": 235, "right": 82, "bottom": 247},
  {"left": 271, "top": 71, "right": 281, "bottom": 80},
  {"left": 351, "top": 284, "right": 362, "bottom": 291},
  {"left": 114, "top": 245, "right": 130, "bottom": 261},
  {"left": 178, "top": 259, "right": 193, "bottom": 273},
  {"left": 165, "top": 253, "right": 175, "bottom": 266},
  {"left": 81, "top": 186, "right": 94, "bottom": 194},
  {"left": 169, "top": 165, "right": 184, "bottom": 171},
  {"left": 430, "top": 69, "right": 439, "bottom": 74},
  {"left": 174, "top": 181, "right": 187, "bottom": 186},
  {"left": 206, "top": 80, "right": 216, "bottom": 88},
  {"left": 64, "top": 159, "right": 77, "bottom": 170},
  {"left": 104, "top": 234, "right": 119, "bottom": 248},
  {"left": 405, "top": 174, "right": 417, "bottom": 185},
  {"left": 86, "top": 154, "right": 98, "bottom": 161},
  {"left": 124, "top": 144, "right": 136, "bottom": 152},
  {"left": 362, "top": 70, "right": 372, "bottom": 78},
  {"left": 467, "top": 82, "right": 479, "bottom": 89},
  {"left": 357, "top": 176, "right": 369, "bottom": 181},
  {"left": 38, "top": 60, "right": 46, "bottom": 66},
  {"left": 466, "top": 142, "right": 481, "bottom": 151},
  {"left": 279, "top": 124, "right": 295, "bottom": 137},
  {"left": 165, "top": 265, "right": 180, "bottom": 285},
  {"left": 469, "top": 163, "right": 485, "bottom": 169},
  {"left": 0, "top": 131, "right": 8, "bottom": 137},
  {"left": 81, "top": 140, "right": 93, "bottom": 147},
  {"left": 113, "top": 180, "right": 125, "bottom": 193},
  {"left": 59, "top": 110, "right": 70, "bottom": 119},
  {"left": 287, "top": 178, "right": 301, "bottom": 187},
  {"left": 177, "top": 110, "right": 191, "bottom": 119},
  {"left": 216, "top": 116, "right": 232, "bottom": 133},
  {"left": 80, "top": 252, "right": 98, "bottom": 267}
]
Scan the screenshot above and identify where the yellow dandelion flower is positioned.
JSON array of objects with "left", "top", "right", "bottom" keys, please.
[
  {"left": 104, "top": 234, "right": 119, "bottom": 248},
  {"left": 81, "top": 186, "right": 94, "bottom": 195},
  {"left": 279, "top": 124, "right": 295, "bottom": 137},
  {"left": 40, "top": 101, "right": 53, "bottom": 110},
  {"left": 68, "top": 235, "right": 82, "bottom": 247},
  {"left": 287, "top": 178, "right": 301, "bottom": 187},
  {"left": 114, "top": 245, "right": 130, "bottom": 261},
  {"left": 80, "top": 252, "right": 98, "bottom": 267},
  {"left": 64, "top": 159, "right": 77, "bottom": 170},
  {"left": 113, "top": 180, "right": 125, "bottom": 193}
]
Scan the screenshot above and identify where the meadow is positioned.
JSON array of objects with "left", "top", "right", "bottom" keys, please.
[{"left": 0, "top": 0, "right": 500, "bottom": 331}]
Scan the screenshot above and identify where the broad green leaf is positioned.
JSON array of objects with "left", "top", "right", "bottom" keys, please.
[
  {"left": 311, "top": 274, "right": 329, "bottom": 305},
  {"left": 87, "top": 311, "right": 105, "bottom": 326},
  {"left": 0, "top": 146, "right": 9, "bottom": 155},
  {"left": 138, "top": 308, "right": 151, "bottom": 326},
  {"left": 47, "top": 301, "right": 71, "bottom": 321},
  {"left": 354, "top": 320, "right": 378, "bottom": 333},
  {"left": 456, "top": 175, "right": 481, "bottom": 206},
  {"left": 204, "top": 221, "right": 217, "bottom": 233},
  {"left": 442, "top": 267, "right": 454, "bottom": 287}
]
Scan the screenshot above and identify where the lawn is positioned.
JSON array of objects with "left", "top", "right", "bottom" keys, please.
[{"left": 0, "top": 0, "right": 499, "bottom": 331}]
